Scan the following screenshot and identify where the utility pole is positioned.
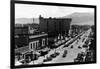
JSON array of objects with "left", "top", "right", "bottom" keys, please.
[{"left": 47, "top": 21, "right": 48, "bottom": 33}]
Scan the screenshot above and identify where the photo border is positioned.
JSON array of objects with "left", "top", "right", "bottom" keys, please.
[{"left": 10, "top": 0, "right": 97, "bottom": 68}]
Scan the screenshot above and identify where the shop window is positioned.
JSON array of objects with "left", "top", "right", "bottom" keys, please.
[
  {"left": 42, "top": 39, "right": 45, "bottom": 46},
  {"left": 31, "top": 43, "right": 32, "bottom": 49},
  {"left": 33, "top": 42, "right": 35, "bottom": 49}
]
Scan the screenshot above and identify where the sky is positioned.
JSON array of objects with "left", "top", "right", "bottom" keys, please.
[{"left": 15, "top": 3, "right": 94, "bottom": 18}]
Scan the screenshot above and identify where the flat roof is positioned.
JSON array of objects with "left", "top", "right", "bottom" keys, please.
[
  {"left": 29, "top": 33, "right": 48, "bottom": 39},
  {"left": 15, "top": 46, "right": 29, "bottom": 54}
]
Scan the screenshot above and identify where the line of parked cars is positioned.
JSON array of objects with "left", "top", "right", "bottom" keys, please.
[
  {"left": 43, "top": 52, "right": 60, "bottom": 62},
  {"left": 74, "top": 52, "right": 85, "bottom": 62}
]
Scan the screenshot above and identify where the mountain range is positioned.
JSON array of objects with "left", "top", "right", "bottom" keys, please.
[
  {"left": 15, "top": 18, "right": 39, "bottom": 24},
  {"left": 15, "top": 12, "right": 94, "bottom": 25},
  {"left": 62, "top": 12, "right": 94, "bottom": 25}
]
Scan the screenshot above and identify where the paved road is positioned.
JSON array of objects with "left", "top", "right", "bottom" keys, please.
[
  {"left": 33, "top": 29, "right": 92, "bottom": 64},
  {"left": 15, "top": 29, "right": 92, "bottom": 65}
]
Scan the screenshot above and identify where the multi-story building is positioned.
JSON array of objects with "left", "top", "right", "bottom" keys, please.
[
  {"left": 15, "top": 15, "right": 72, "bottom": 62},
  {"left": 15, "top": 26, "right": 29, "bottom": 48},
  {"left": 39, "top": 15, "right": 72, "bottom": 37},
  {"left": 15, "top": 24, "right": 48, "bottom": 62},
  {"left": 29, "top": 33, "right": 48, "bottom": 51},
  {"left": 39, "top": 15, "right": 72, "bottom": 46}
]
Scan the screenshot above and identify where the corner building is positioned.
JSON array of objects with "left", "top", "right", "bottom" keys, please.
[{"left": 39, "top": 15, "right": 72, "bottom": 37}]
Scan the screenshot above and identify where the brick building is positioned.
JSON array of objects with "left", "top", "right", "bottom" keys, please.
[
  {"left": 15, "top": 25, "right": 48, "bottom": 62},
  {"left": 39, "top": 15, "right": 72, "bottom": 37}
]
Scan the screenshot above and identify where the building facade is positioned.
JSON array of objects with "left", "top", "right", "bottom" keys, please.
[
  {"left": 39, "top": 15, "right": 72, "bottom": 37},
  {"left": 29, "top": 33, "right": 48, "bottom": 51},
  {"left": 15, "top": 26, "right": 29, "bottom": 48},
  {"left": 15, "top": 33, "right": 48, "bottom": 62},
  {"left": 15, "top": 25, "right": 48, "bottom": 62}
]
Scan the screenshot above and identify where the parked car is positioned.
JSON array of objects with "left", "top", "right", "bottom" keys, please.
[
  {"left": 74, "top": 53, "right": 85, "bottom": 62},
  {"left": 43, "top": 56, "right": 52, "bottom": 62},
  {"left": 63, "top": 44, "right": 69, "bottom": 48},
  {"left": 39, "top": 51, "right": 48, "bottom": 57},
  {"left": 74, "top": 58, "right": 80, "bottom": 62},
  {"left": 74, "top": 57, "right": 83, "bottom": 62},
  {"left": 82, "top": 44, "right": 88, "bottom": 48},
  {"left": 78, "top": 46, "right": 82, "bottom": 49},
  {"left": 20, "top": 59, "right": 30, "bottom": 65},
  {"left": 50, "top": 52, "right": 59, "bottom": 58}
]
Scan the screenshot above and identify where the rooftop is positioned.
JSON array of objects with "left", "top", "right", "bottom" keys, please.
[
  {"left": 15, "top": 46, "right": 29, "bottom": 54},
  {"left": 29, "top": 33, "right": 48, "bottom": 39}
]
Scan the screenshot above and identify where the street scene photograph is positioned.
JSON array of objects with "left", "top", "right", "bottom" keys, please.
[{"left": 14, "top": 3, "right": 95, "bottom": 66}]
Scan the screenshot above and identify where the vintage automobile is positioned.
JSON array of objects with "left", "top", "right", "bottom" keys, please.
[
  {"left": 78, "top": 46, "right": 82, "bottom": 49},
  {"left": 62, "top": 50, "right": 68, "bottom": 58},
  {"left": 50, "top": 52, "right": 59, "bottom": 58},
  {"left": 82, "top": 44, "right": 88, "bottom": 48},
  {"left": 43, "top": 56, "right": 52, "bottom": 62},
  {"left": 20, "top": 59, "right": 30, "bottom": 65},
  {"left": 74, "top": 52, "right": 85, "bottom": 62},
  {"left": 70, "top": 45, "right": 73, "bottom": 48}
]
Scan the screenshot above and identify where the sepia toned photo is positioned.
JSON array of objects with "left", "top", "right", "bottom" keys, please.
[{"left": 11, "top": 0, "right": 96, "bottom": 68}]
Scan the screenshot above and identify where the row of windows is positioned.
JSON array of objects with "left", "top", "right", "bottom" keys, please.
[{"left": 29, "top": 38, "right": 46, "bottom": 50}]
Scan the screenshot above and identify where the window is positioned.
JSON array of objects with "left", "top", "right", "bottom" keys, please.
[
  {"left": 33, "top": 42, "right": 35, "bottom": 49},
  {"left": 31, "top": 43, "right": 32, "bottom": 49},
  {"left": 36, "top": 41, "right": 39, "bottom": 47},
  {"left": 36, "top": 41, "right": 37, "bottom": 49},
  {"left": 30, "top": 40, "right": 39, "bottom": 50},
  {"left": 42, "top": 39, "right": 45, "bottom": 46},
  {"left": 29, "top": 43, "right": 33, "bottom": 50}
]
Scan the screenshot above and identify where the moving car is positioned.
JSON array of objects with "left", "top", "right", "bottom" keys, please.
[
  {"left": 78, "top": 46, "right": 82, "bottom": 49},
  {"left": 70, "top": 45, "right": 73, "bottom": 48},
  {"left": 62, "top": 50, "right": 68, "bottom": 58}
]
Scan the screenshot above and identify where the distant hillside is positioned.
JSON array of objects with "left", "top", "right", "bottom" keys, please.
[
  {"left": 15, "top": 18, "right": 39, "bottom": 24},
  {"left": 15, "top": 12, "right": 94, "bottom": 25},
  {"left": 62, "top": 12, "right": 94, "bottom": 25}
]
